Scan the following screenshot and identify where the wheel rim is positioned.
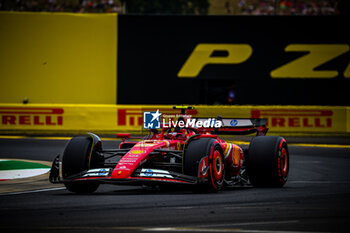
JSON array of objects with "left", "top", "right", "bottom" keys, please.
[
  {"left": 280, "top": 148, "right": 288, "bottom": 177},
  {"left": 213, "top": 150, "right": 223, "bottom": 181}
]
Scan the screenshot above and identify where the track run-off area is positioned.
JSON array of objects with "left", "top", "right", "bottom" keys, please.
[{"left": 0, "top": 136, "right": 350, "bottom": 233}]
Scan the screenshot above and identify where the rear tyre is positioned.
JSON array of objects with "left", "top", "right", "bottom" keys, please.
[
  {"left": 62, "top": 136, "right": 100, "bottom": 193},
  {"left": 184, "top": 137, "right": 225, "bottom": 192},
  {"left": 247, "top": 136, "right": 289, "bottom": 187}
]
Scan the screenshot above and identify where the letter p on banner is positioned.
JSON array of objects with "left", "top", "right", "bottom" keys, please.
[{"left": 177, "top": 44, "right": 253, "bottom": 78}]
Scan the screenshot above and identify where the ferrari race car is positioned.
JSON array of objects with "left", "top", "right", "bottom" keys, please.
[{"left": 49, "top": 106, "right": 289, "bottom": 193}]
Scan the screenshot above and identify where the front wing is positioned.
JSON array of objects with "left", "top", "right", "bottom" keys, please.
[{"left": 49, "top": 156, "right": 198, "bottom": 186}]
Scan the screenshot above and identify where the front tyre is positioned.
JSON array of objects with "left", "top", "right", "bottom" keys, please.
[
  {"left": 62, "top": 136, "right": 101, "bottom": 193},
  {"left": 247, "top": 136, "right": 289, "bottom": 187},
  {"left": 183, "top": 137, "right": 225, "bottom": 192}
]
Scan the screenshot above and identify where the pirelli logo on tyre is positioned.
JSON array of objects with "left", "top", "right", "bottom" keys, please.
[
  {"left": 251, "top": 109, "right": 333, "bottom": 131},
  {"left": 0, "top": 107, "right": 64, "bottom": 127}
]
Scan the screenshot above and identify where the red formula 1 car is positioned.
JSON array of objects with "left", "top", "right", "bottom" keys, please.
[{"left": 49, "top": 106, "right": 289, "bottom": 193}]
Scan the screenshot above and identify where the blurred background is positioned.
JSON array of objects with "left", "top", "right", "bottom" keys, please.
[{"left": 0, "top": 0, "right": 348, "bottom": 15}]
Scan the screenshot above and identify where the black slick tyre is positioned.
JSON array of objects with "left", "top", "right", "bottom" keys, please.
[
  {"left": 247, "top": 136, "right": 289, "bottom": 187},
  {"left": 62, "top": 136, "right": 100, "bottom": 193},
  {"left": 183, "top": 137, "right": 225, "bottom": 192}
]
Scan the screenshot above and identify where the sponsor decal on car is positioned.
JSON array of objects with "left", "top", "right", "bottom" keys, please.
[
  {"left": 83, "top": 168, "right": 111, "bottom": 177},
  {"left": 137, "top": 143, "right": 156, "bottom": 147},
  {"left": 129, "top": 150, "right": 146, "bottom": 154},
  {"left": 140, "top": 169, "right": 174, "bottom": 179}
]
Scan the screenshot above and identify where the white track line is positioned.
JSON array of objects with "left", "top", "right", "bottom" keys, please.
[
  {"left": 141, "top": 220, "right": 332, "bottom": 233},
  {"left": 0, "top": 187, "right": 65, "bottom": 196},
  {"left": 1, "top": 225, "right": 324, "bottom": 233},
  {"left": 142, "top": 226, "right": 322, "bottom": 233},
  {"left": 185, "top": 220, "right": 299, "bottom": 229},
  {"left": 289, "top": 181, "right": 350, "bottom": 184}
]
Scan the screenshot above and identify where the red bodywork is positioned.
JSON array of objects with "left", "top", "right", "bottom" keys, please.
[
  {"left": 50, "top": 111, "right": 268, "bottom": 188},
  {"left": 72, "top": 119, "right": 263, "bottom": 185},
  {"left": 110, "top": 135, "right": 243, "bottom": 184}
]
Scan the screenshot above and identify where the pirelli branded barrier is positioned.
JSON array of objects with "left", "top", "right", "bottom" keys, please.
[{"left": 0, "top": 104, "right": 349, "bottom": 135}]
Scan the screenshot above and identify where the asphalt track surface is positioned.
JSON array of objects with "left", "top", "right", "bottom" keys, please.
[{"left": 1, "top": 137, "right": 350, "bottom": 233}]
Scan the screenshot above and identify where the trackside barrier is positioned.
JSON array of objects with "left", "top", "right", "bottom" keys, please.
[{"left": 0, "top": 104, "right": 349, "bottom": 135}]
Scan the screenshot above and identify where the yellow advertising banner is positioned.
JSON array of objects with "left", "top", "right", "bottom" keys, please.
[
  {"left": 0, "top": 12, "right": 117, "bottom": 104},
  {"left": 0, "top": 104, "right": 349, "bottom": 135}
]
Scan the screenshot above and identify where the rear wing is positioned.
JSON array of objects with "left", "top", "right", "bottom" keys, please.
[{"left": 195, "top": 118, "right": 268, "bottom": 136}]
